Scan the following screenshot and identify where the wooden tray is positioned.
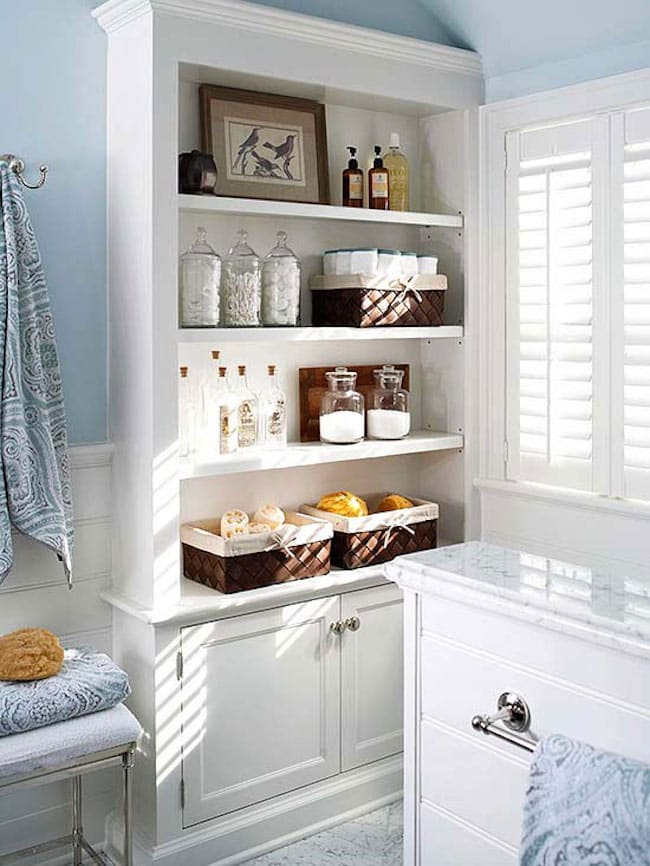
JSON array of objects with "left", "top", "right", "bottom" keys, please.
[{"left": 299, "top": 364, "right": 410, "bottom": 442}]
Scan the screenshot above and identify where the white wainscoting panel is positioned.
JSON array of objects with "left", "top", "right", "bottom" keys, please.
[{"left": 0, "top": 442, "right": 114, "bottom": 860}]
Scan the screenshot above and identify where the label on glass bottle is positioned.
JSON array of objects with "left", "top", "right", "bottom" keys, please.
[
  {"left": 238, "top": 400, "right": 257, "bottom": 448},
  {"left": 372, "top": 171, "right": 389, "bottom": 198},
  {"left": 219, "top": 405, "right": 237, "bottom": 454},
  {"left": 348, "top": 174, "right": 363, "bottom": 200},
  {"left": 266, "top": 399, "right": 286, "bottom": 440}
]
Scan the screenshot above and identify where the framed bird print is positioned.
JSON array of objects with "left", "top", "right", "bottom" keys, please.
[{"left": 199, "top": 85, "right": 330, "bottom": 204}]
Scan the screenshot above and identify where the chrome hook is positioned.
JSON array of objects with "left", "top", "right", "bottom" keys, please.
[{"left": 1, "top": 154, "right": 48, "bottom": 189}]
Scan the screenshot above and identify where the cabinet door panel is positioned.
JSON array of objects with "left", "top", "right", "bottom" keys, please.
[
  {"left": 181, "top": 596, "right": 340, "bottom": 826},
  {"left": 341, "top": 584, "right": 404, "bottom": 771}
]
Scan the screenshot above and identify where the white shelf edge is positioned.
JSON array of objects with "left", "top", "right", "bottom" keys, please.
[
  {"left": 179, "top": 194, "right": 464, "bottom": 228},
  {"left": 179, "top": 431, "right": 464, "bottom": 479},
  {"left": 178, "top": 325, "right": 463, "bottom": 343}
]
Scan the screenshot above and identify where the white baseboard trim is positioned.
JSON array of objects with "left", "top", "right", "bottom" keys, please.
[{"left": 117, "top": 755, "right": 402, "bottom": 866}]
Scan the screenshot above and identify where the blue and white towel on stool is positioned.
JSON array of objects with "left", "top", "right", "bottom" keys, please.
[
  {"left": 0, "top": 648, "right": 130, "bottom": 737},
  {"left": 521, "top": 734, "right": 650, "bottom": 866},
  {"left": 0, "top": 160, "right": 73, "bottom": 586}
]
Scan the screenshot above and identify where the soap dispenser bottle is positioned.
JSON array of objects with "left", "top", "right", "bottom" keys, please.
[
  {"left": 368, "top": 145, "right": 389, "bottom": 210},
  {"left": 342, "top": 146, "right": 364, "bottom": 208}
]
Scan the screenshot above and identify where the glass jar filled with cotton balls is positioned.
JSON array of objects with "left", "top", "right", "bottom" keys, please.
[{"left": 261, "top": 231, "right": 301, "bottom": 326}]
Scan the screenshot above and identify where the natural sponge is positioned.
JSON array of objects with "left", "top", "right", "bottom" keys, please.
[
  {"left": 316, "top": 491, "right": 368, "bottom": 518},
  {"left": 376, "top": 494, "right": 414, "bottom": 513},
  {"left": 0, "top": 628, "right": 64, "bottom": 681}
]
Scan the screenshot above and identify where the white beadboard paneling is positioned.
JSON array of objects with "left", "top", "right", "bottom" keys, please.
[{"left": 420, "top": 801, "right": 518, "bottom": 866}]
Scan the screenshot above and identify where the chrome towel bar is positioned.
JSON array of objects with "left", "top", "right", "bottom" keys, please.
[{"left": 471, "top": 692, "right": 537, "bottom": 753}]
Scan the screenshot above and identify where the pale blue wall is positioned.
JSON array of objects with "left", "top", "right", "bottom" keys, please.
[{"left": 0, "top": 1, "right": 107, "bottom": 444}]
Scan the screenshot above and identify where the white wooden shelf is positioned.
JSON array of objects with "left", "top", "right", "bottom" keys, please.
[
  {"left": 179, "top": 431, "right": 464, "bottom": 479},
  {"left": 179, "top": 194, "right": 464, "bottom": 228},
  {"left": 178, "top": 325, "right": 463, "bottom": 343}
]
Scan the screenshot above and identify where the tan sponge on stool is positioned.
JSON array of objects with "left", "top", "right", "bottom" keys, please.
[{"left": 0, "top": 628, "right": 64, "bottom": 681}]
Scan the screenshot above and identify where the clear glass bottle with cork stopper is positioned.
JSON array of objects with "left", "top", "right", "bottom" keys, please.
[
  {"left": 179, "top": 365, "right": 196, "bottom": 457},
  {"left": 383, "top": 134, "right": 410, "bottom": 212},
  {"left": 342, "top": 146, "right": 364, "bottom": 208},
  {"left": 216, "top": 365, "right": 238, "bottom": 455},
  {"left": 368, "top": 145, "right": 390, "bottom": 210},
  {"left": 235, "top": 364, "right": 259, "bottom": 449},
  {"left": 261, "top": 364, "right": 287, "bottom": 449}
]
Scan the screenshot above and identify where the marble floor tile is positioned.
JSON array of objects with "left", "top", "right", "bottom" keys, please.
[{"left": 242, "top": 801, "right": 403, "bottom": 866}]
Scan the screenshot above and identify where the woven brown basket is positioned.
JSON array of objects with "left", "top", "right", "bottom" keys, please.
[
  {"left": 331, "top": 519, "right": 437, "bottom": 570},
  {"left": 182, "top": 538, "right": 331, "bottom": 594},
  {"left": 311, "top": 288, "right": 445, "bottom": 328}
]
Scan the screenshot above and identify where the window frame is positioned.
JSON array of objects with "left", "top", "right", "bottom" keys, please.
[{"left": 478, "top": 70, "right": 650, "bottom": 509}]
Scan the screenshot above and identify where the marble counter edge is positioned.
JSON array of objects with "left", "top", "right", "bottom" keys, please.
[
  {"left": 385, "top": 560, "right": 650, "bottom": 662},
  {"left": 101, "top": 568, "right": 391, "bottom": 627}
]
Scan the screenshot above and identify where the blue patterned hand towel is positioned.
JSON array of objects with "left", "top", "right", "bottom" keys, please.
[
  {"left": 521, "top": 734, "right": 650, "bottom": 866},
  {"left": 0, "top": 647, "right": 130, "bottom": 736},
  {"left": 0, "top": 161, "right": 73, "bottom": 585}
]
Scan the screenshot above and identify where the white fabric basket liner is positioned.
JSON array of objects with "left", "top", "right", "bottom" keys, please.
[
  {"left": 309, "top": 274, "right": 447, "bottom": 292},
  {"left": 181, "top": 512, "right": 333, "bottom": 558},
  {"left": 301, "top": 496, "right": 439, "bottom": 534}
]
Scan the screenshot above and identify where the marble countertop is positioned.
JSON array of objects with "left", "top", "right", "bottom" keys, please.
[{"left": 385, "top": 542, "right": 650, "bottom": 657}]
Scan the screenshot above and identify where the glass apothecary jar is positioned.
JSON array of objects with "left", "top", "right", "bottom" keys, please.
[
  {"left": 262, "top": 231, "right": 301, "bottom": 326},
  {"left": 221, "top": 229, "right": 261, "bottom": 327},
  {"left": 367, "top": 365, "right": 410, "bottom": 440},
  {"left": 179, "top": 226, "right": 221, "bottom": 327},
  {"left": 319, "top": 367, "right": 365, "bottom": 444}
]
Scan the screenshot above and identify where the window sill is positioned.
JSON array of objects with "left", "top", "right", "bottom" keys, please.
[{"left": 474, "top": 477, "right": 650, "bottom": 521}]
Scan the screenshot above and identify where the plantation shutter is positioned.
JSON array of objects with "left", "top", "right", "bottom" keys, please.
[
  {"left": 506, "top": 120, "right": 596, "bottom": 491},
  {"left": 622, "top": 107, "right": 650, "bottom": 500}
]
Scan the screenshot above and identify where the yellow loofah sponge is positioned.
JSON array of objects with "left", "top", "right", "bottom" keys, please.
[
  {"left": 316, "top": 491, "right": 368, "bottom": 518},
  {"left": 376, "top": 494, "right": 414, "bottom": 513},
  {"left": 0, "top": 628, "right": 64, "bottom": 681}
]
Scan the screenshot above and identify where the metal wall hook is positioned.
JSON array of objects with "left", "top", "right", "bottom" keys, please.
[{"left": 1, "top": 154, "right": 48, "bottom": 189}]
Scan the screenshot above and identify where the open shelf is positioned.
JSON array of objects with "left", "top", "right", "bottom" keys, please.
[
  {"left": 179, "top": 430, "right": 464, "bottom": 479},
  {"left": 178, "top": 325, "right": 463, "bottom": 343},
  {"left": 179, "top": 194, "right": 464, "bottom": 229}
]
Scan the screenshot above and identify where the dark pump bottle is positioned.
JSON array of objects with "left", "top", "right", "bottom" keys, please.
[
  {"left": 368, "top": 145, "right": 389, "bottom": 210},
  {"left": 342, "top": 146, "right": 364, "bottom": 208}
]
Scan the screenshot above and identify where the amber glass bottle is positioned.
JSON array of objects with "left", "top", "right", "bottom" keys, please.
[
  {"left": 368, "top": 145, "right": 389, "bottom": 210},
  {"left": 342, "top": 146, "right": 364, "bottom": 208}
]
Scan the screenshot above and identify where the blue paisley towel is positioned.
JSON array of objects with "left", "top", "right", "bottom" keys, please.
[
  {"left": 0, "top": 647, "right": 130, "bottom": 736},
  {"left": 0, "top": 160, "right": 73, "bottom": 585},
  {"left": 521, "top": 734, "right": 650, "bottom": 866}
]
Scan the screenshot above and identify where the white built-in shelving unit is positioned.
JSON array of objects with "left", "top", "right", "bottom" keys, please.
[{"left": 95, "top": 0, "right": 482, "bottom": 862}]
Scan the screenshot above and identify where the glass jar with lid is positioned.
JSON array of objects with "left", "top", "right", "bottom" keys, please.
[
  {"left": 367, "top": 365, "right": 410, "bottom": 440},
  {"left": 261, "top": 231, "right": 301, "bottom": 326},
  {"left": 221, "top": 229, "right": 261, "bottom": 327},
  {"left": 319, "top": 367, "right": 365, "bottom": 444},
  {"left": 179, "top": 226, "right": 221, "bottom": 327}
]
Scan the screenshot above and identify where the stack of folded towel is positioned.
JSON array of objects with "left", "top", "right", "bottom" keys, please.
[
  {"left": 521, "top": 734, "right": 650, "bottom": 866},
  {"left": 0, "top": 630, "right": 130, "bottom": 737}
]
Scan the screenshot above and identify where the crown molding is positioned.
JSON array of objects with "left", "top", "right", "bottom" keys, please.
[{"left": 93, "top": 0, "right": 482, "bottom": 77}]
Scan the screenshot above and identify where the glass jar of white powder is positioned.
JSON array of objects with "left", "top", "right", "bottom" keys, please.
[
  {"left": 319, "top": 367, "right": 365, "bottom": 445},
  {"left": 367, "top": 365, "right": 410, "bottom": 440}
]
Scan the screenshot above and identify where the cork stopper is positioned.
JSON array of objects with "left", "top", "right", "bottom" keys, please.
[
  {"left": 218, "top": 366, "right": 227, "bottom": 378},
  {"left": 179, "top": 366, "right": 188, "bottom": 378},
  {"left": 268, "top": 364, "right": 276, "bottom": 375},
  {"left": 238, "top": 364, "right": 246, "bottom": 376},
  {"left": 211, "top": 350, "right": 220, "bottom": 360}
]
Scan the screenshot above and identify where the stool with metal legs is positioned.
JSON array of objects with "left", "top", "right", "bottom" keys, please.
[{"left": 0, "top": 705, "right": 139, "bottom": 865}]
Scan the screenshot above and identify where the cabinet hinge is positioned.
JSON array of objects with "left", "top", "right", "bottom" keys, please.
[
  {"left": 503, "top": 440, "right": 509, "bottom": 464},
  {"left": 180, "top": 778, "right": 185, "bottom": 810},
  {"left": 176, "top": 651, "right": 183, "bottom": 681}
]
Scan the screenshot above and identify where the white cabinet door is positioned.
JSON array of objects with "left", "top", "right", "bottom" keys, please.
[
  {"left": 181, "top": 596, "right": 341, "bottom": 826},
  {"left": 340, "top": 584, "right": 404, "bottom": 771}
]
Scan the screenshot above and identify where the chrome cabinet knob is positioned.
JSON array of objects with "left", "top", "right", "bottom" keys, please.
[
  {"left": 345, "top": 616, "right": 361, "bottom": 632},
  {"left": 330, "top": 620, "right": 346, "bottom": 635}
]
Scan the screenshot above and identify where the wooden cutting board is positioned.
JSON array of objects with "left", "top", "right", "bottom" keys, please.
[{"left": 299, "top": 364, "right": 410, "bottom": 442}]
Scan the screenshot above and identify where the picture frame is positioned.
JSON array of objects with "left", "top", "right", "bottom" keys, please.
[{"left": 199, "top": 85, "right": 330, "bottom": 205}]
